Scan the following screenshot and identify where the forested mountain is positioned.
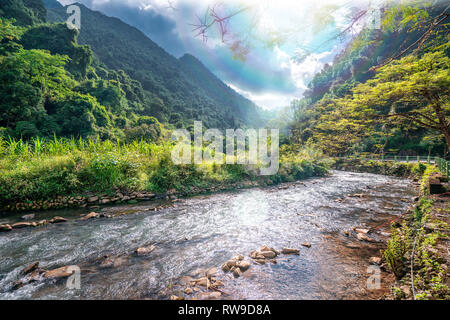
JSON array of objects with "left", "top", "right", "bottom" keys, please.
[
  {"left": 0, "top": 0, "right": 266, "bottom": 141},
  {"left": 179, "top": 54, "right": 263, "bottom": 128},
  {"left": 46, "top": 2, "right": 265, "bottom": 129},
  {"left": 289, "top": 1, "right": 449, "bottom": 157}
]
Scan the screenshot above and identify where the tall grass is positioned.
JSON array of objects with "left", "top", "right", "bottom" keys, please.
[
  {"left": 0, "top": 136, "right": 165, "bottom": 159},
  {"left": 0, "top": 136, "right": 331, "bottom": 210}
]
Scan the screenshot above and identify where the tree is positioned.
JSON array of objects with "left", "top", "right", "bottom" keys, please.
[
  {"left": 0, "top": 48, "right": 75, "bottom": 134},
  {"left": 354, "top": 50, "right": 450, "bottom": 154}
]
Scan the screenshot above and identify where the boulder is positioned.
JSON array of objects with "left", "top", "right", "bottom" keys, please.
[
  {"left": 0, "top": 224, "right": 12, "bottom": 232},
  {"left": 249, "top": 250, "right": 266, "bottom": 260},
  {"left": 232, "top": 267, "right": 242, "bottom": 278},
  {"left": 281, "top": 248, "right": 300, "bottom": 255},
  {"left": 50, "top": 216, "right": 67, "bottom": 224},
  {"left": 261, "top": 246, "right": 280, "bottom": 255},
  {"left": 354, "top": 227, "right": 370, "bottom": 234},
  {"left": 356, "top": 233, "right": 375, "bottom": 242},
  {"left": 80, "top": 212, "right": 98, "bottom": 221},
  {"left": 12, "top": 222, "right": 33, "bottom": 229},
  {"left": 261, "top": 245, "right": 271, "bottom": 252},
  {"left": 170, "top": 295, "right": 184, "bottom": 301},
  {"left": 194, "top": 277, "right": 209, "bottom": 287},
  {"left": 221, "top": 259, "right": 237, "bottom": 272},
  {"left": 369, "top": 257, "right": 382, "bottom": 265},
  {"left": 88, "top": 196, "right": 99, "bottom": 203},
  {"left": 400, "top": 285, "right": 411, "bottom": 298},
  {"left": 44, "top": 266, "right": 74, "bottom": 279},
  {"left": 301, "top": 242, "right": 311, "bottom": 248},
  {"left": 136, "top": 245, "right": 156, "bottom": 255},
  {"left": 236, "top": 260, "right": 251, "bottom": 271},
  {"left": 260, "top": 251, "right": 277, "bottom": 259},
  {"left": 232, "top": 254, "right": 244, "bottom": 261},
  {"left": 206, "top": 267, "right": 218, "bottom": 278},
  {"left": 184, "top": 288, "right": 193, "bottom": 295},
  {"left": 22, "top": 262, "right": 39, "bottom": 275},
  {"left": 100, "top": 256, "right": 127, "bottom": 268},
  {"left": 254, "top": 259, "right": 266, "bottom": 265},
  {"left": 212, "top": 280, "right": 224, "bottom": 287}
]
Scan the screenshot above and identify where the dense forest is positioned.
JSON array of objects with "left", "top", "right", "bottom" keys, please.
[
  {"left": 287, "top": 1, "right": 449, "bottom": 157},
  {"left": 0, "top": 0, "right": 266, "bottom": 141}
]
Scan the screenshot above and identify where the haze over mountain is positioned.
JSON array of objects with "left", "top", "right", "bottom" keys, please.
[{"left": 46, "top": 1, "right": 266, "bottom": 129}]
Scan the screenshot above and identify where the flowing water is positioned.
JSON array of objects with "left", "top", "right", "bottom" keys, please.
[{"left": 0, "top": 171, "right": 417, "bottom": 300}]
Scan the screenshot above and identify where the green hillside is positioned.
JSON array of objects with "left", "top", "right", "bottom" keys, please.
[
  {"left": 46, "top": 3, "right": 265, "bottom": 130},
  {"left": 0, "top": 0, "right": 266, "bottom": 142},
  {"left": 288, "top": 1, "right": 449, "bottom": 157}
]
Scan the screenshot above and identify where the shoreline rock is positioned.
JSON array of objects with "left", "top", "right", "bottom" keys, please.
[
  {"left": 281, "top": 248, "right": 300, "bottom": 255},
  {"left": 136, "top": 245, "right": 156, "bottom": 255}
]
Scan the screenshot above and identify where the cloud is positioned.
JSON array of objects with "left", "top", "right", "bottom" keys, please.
[{"left": 58, "top": 0, "right": 368, "bottom": 109}]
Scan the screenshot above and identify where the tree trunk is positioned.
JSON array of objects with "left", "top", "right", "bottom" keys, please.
[{"left": 432, "top": 103, "right": 450, "bottom": 158}]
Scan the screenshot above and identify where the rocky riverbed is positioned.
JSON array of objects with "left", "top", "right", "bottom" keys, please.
[{"left": 0, "top": 171, "right": 417, "bottom": 300}]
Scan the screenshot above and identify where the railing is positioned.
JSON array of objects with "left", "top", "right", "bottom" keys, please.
[
  {"left": 435, "top": 157, "right": 450, "bottom": 177},
  {"left": 338, "top": 155, "right": 449, "bottom": 176}
]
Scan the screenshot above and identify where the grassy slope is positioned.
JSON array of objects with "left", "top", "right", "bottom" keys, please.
[{"left": 0, "top": 137, "right": 331, "bottom": 212}]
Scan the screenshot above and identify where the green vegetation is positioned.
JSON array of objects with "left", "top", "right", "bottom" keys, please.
[
  {"left": 0, "top": 0, "right": 267, "bottom": 142},
  {"left": 46, "top": 3, "right": 266, "bottom": 129},
  {"left": 0, "top": 0, "right": 329, "bottom": 212},
  {"left": 287, "top": 1, "right": 449, "bottom": 157},
  {"left": 333, "top": 157, "right": 429, "bottom": 178},
  {"left": 383, "top": 172, "right": 449, "bottom": 300},
  {"left": 0, "top": 136, "right": 330, "bottom": 211}
]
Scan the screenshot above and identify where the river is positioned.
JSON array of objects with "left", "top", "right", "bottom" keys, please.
[{"left": 0, "top": 171, "right": 416, "bottom": 300}]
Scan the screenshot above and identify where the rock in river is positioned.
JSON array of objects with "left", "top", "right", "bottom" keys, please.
[
  {"left": 221, "top": 259, "right": 238, "bottom": 272},
  {"left": 50, "top": 216, "right": 67, "bottom": 224},
  {"left": 12, "top": 222, "right": 34, "bottom": 229},
  {"left": 281, "top": 248, "right": 300, "bottom": 255},
  {"left": 0, "top": 224, "right": 12, "bottom": 232},
  {"left": 232, "top": 267, "right": 243, "bottom": 278},
  {"left": 44, "top": 266, "right": 75, "bottom": 279},
  {"left": 301, "top": 242, "right": 311, "bottom": 248},
  {"left": 369, "top": 257, "right": 382, "bottom": 265},
  {"left": 236, "top": 260, "right": 251, "bottom": 271},
  {"left": 22, "top": 262, "right": 39, "bottom": 275},
  {"left": 80, "top": 212, "right": 99, "bottom": 221},
  {"left": 260, "top": 250, "right": 277, "bottom": 259},
  {"left": 356, "top": 233, "right": 375, "bottom": 242},
  {"left": 136, "top": 245, "right": 156, "bottom": 255}
]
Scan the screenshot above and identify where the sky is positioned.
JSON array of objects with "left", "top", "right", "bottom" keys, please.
[{"left": 58, "top": 0, "right": 382, "bottom": 109}]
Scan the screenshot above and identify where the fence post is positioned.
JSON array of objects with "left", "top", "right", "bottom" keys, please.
[
  {"left": 394, "top": 155, "right": 397, "bottom": 162},
  {"left": 446, "top": 161, "right": 449, "bottom": 177},
  {"left": 406, "top": 155, "right": 409, "bottom": 163},
  {"left": 427, "top": 155, "right": 430, "bottom": 164},
  {"left": 417, "top": 156, "right": 420, "bottom": 163}
]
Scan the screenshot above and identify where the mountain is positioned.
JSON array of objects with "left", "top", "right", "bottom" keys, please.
[
  {"left": 0, "top": 0, "right": 46, "bottom": 26},
  {"left": 179, "top": 54, "right": 264, "bottom": 128},
  {"left": 46, "top": 2, "right": 266, "bottom": 129}
]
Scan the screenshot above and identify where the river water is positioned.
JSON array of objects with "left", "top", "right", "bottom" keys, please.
[{"left": 0, "top": 171, "right": 416, "bottom": 300}]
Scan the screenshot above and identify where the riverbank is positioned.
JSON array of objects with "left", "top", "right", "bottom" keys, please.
[
  {"left": 0, "top": 137, "right": 331, "bottom": 213},
  {"left": 333, "top": 157, "right": 429, "bottom": 179},
  {"left": 0, "top": 171, "right": 417, "bottom": 299},
  {"left": 334, "top": 158, "right": 449, "bottom": 300},
  {"left": 382, "top": 167, "right": 449, "bottom": 300}
]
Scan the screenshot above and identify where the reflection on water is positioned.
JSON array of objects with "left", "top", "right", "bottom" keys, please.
[{"left": 0, "top": 171, "right": 416, "bottom": 300}]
